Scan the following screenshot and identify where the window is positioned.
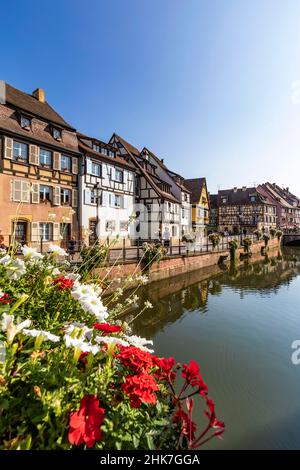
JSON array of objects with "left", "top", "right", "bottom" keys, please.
[
  {"left": 106, "top": 220, "right": 116, "bottom": 231},
  {"left": 172, "top": 226, "right": 177, "bottom": 237},
  {"left": 60, "top": 155, "right": 71, "bottom": 172},
  {"left": 182, "top": 208, "right": 185, "bottom": 218},
  {"left": 21, "top": 116, "right": 31, "bottom": 129},
  {"left": 91, "top": 162, "right": 101, "bottom": 177},
  {"left": 221, "top": 197, "right": 227, "bottom": 204},
  {"left": 110, "top": 194, "right": 123, "bottom": 208},
  {"left": 90, "top": 190, "right": 97, "bottom": 204},
  {"left": 61, "top": 188, "right": 71, "bottom": 205},
  {"left": 40, "top": 148, "right": 52, "bottom": 167},
  {"left": 40, "top": 185, "right": 52, "bottom": 202},
  {"left": 39, "top": 223, "right": 53, "bottom": 241},
  {"left": 53, "top": 128, "right": 62, "bottom": 140},
  {"left": 108, "top": 150, "right": 114, "bottom": 157},
  {"left": 120, "top": 221, "right": 128, "bottom": 231},
  {"left": 250, "top": 196, "right": 256, "bottom": 202},
  {"left": 101, "top": 147, "right": 108, "bottom": 156},
  {"left": 13, "top": 141, "right": 28, "bottom": 162},
  {"left": 93, "top": 143, "right": 100, "bottom": 152}
]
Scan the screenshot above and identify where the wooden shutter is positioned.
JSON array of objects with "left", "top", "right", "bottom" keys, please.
[
  {"left": 29, "top": 145, "right": 39, "bottom": 165},
  {"left": 84, "top": 189, "right": 91, "bottom": 205},
  {"left": 102, "top": 191, "right": 108, "bottom": 206},
  {"left": 4, "top": 137, "right": 13, "bottom": 160},
  {"left": 53, "top": 186, "right": 60, "bottom": 206},
  {"left": 53, "top": 223, "right": 60, "bottom": 241},
  {"left": 72, "top": 189, "right": 78, "bottom": 208},
  {"left": 21, "top": 182, "right": 30, "bottom": 202},
  {"left": 31, "top": 222, "right": 39, "bottom": 242},
  {"left": 12, "top": 180, "right": 21, "bottom": 201},
  {"left": 72, "top": 157, "right": 78, "bottom": 174},
  {"left": 53, "top": 152, "right": 61, "bottom": 170},
  {"left": 122, "top": 195, "right": 127, "bottom": 209},
  {"left": 31, "top": 183, "right": 39, "bottom": 203}
]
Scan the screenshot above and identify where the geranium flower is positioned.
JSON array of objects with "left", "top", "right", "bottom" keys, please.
[
  {"left": 68, "top": 395, "right": 105, "bottom": 448},
  {"left": 122, "top": 372, "right": 159, "bottom": 408},
  {"left": 0, "top": 293, "right": 11, "bottom": 304},
  {"left": 152, "top": 356, "right": 176, "bottom": 382},
  {"left": 93, "top": 322, "right": 122, "bottom": 334},
  {"left": 53, "top": 276, "right": 75, "bottom": 290},
  {"left": 116, "top": 345, "right": 154, "bottom": 372},
  {"left": 174, "top": 405, "right": 197, "bottom": 442},
  {"left": 181, "top": 360, "right": 208, "bottom": 393}
]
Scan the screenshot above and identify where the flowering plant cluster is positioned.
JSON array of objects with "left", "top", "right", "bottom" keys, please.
[
  {"left": 0, "top": 246, "right": 224, "bottom": 450},
  {"left": 142, "top": 242, "right": 167, "bottom": 271}
]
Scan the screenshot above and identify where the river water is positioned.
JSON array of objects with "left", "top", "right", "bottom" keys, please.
[{"left": 130, "top": 246, "right": 300, "bottom": 449}]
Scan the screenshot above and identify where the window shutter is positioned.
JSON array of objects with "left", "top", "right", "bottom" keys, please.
[
  {"left": 122, "top": 196, "right": 127, "bottom": 209},
  {"left": 72, "top": 189, "right": 78, "bottom": 208},
  {"left": 4, "top": 137, "right": 13, "bottom": 160},
  {"left": 102, "top": 191, "right": 108, "bottom": 206},
  {"left": 31, "top": 183, "right": 39, "bottom": 203},
  {"left": 29, "top": 145, "right": 39, "bottom": 165},
  {"left": 53, "top": 152, "right": 61, "bottom": 170},
  {"left": 72, "top": 157, "right": 78, "bottom": 174},
  {"left": 12, "top": 180, "right": 22, "bottom": 201},
  {"left": 84, "top": 189, "right": 91, "bottom": 205},
  {"left": 21, "top": 181, "right": 30, "bottom": 202},
  {"left": 86, "top": 158, "right": 92, "bottom": 175},
  {"left": 53, "top": 186, "right": 60, "bottom": 206},
  {"left": 31, "top": 222, "right": 39, "bottom": 242},
  {"left": 53, "top": 223, "right": 60, "bottom": 241},
  {"left": 109, "top": 193, "right": 114, "bottom": 207}
]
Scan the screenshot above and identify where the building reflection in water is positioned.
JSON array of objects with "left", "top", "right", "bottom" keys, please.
[{"left": 123, "top": 247, "right": 300, "bottom": 338}]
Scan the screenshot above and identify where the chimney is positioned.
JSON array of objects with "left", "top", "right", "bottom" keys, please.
[
  {"left": 233, "top": 187, "right": 238, "bottom": 192},
  {"left": 161, "top": 158, "right": 164, "bottom": 164},
  {"left": 32, "top": 88, "right": 45, "bottom": 103}
]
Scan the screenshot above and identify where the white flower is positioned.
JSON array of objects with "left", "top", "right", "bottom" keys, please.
[
  {"left": 6, "top": 258, "right": 26, "bottom": 280},
  {"left": 144, "top": 300, "right": 153, "bottom": 309},
  {"left": 1, "top": 314, "right": 31, "bottom": 343},
  {"left": 95, "top": 335, "right": 129, "bottom": 347},
  {"left": 0, "top": 288, "right": 4, "bottom": 298},
  {"left": 64, "top": 323, "right": 93, "bottom": 341},
  {"left": 49, "top": 244, "right": 68, "bottom": 257},
  {"left": 23, "top": 328, "right": 60, "bottom": 343},
  {"left": 64, "top": 334, "right": 99, "bottom": 355},
  {"left": 21, "top": 245, "right": 43, "bottom": 260},
  {"left": 0, "top": 254, "right": 11, "bottom": 266},
  {"left": 137, "top": 274, "right": 149, "bottom": 285},
  {"left": 71, "top": 283, "right": 98, "bottom": 300},
  {"left": 124, "top": 334, "right": 154, "bottom": 353},
  {"left": 79, "top": 295, "right": 108, "bottom": 321},
  {"left": 116, "top": 287, "right": 123, "bottom": 296},
  {"left": 51, "top": 267, "right": 61, "bottom": 276}
]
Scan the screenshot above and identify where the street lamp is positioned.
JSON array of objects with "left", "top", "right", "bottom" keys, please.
[{"left": 93, "top": 183, "right": 103, "bottom": 244}]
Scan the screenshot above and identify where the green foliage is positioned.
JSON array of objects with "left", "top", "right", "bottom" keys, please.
[
  {"left": 79, "top": 244, "right": 109, "bottom": 278},
  {"left": 263, "top": 234, "right": 270, "bottom": 247},
  {"left": 142, "top": 243, "right": 166, "bottom": 271},
  {"left": 242, "top": 237, "right": 252, "bottom": 254},
  {"left": 228, "top": 239, "right": 239, "bottom": 261},
  {"left": 208, "top": 233, "right": 221, "bottom": 249},
  {"left": 253, "top": 230, "right": 261, "bottom": 240},
  {"left": 276, "top": 230, "right": 283, "bottom": 241},
  {"left": 269, "top": 228, "right": 277, "bottom": 238}
]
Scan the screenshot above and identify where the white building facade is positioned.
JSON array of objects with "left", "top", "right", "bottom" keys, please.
[{"left": 78, "top": 135, "right": 136, "bottom": 247}]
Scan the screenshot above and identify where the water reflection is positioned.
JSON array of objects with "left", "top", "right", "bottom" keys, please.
[{"left": 129, "top": 247, "right": 300, "bottom": 341}]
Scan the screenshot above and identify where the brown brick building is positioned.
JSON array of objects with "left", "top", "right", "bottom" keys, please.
[{"left": 0, "top": 83, "right": 80, "bottom": 249}]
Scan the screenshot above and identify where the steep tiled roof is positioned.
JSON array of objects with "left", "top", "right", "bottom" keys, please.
[
  {"left": 217, "top": 187, "right": 275, "bottom": 206},
  {"left": 5, "top": 83, "right": 74, "bottom": 129},
  {"left": 78, "top": 138, "right": 136, "bottom": 170},
  {"left": 184, "top": 178, "right": 206, "bottom": 204}
]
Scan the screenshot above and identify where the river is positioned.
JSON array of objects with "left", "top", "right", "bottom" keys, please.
[{"left": 129, "top": 246, "right": 300, "bottom": 449}]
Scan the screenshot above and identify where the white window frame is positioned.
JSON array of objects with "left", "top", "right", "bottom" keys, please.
[
  {"left": 91, "top": 162, "right": 101, "bottom": 177},
  {"left": 40, "top": 148, "right": 52, "bottom": 167},
  {"left": 40, "top": 185, "right": 52, "bottom": 202},
  {"left": 39, "top": 222, "right": 53, "bottom": 241},
  {"left": 13, "top": 141, "right": 28, "bottom": 161}
]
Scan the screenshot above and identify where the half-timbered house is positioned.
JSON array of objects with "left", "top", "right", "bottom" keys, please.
[
  {"left": 77, "top": 133, "right": 136, "bottom": 246},
  {"left": 183, "top": 178, "right": 210, "bottom": 237},
  {"left": 109, "top": 134, "right": 182, "bottom": 243},
  {"left": 0, "top": 83, "right": 80, "bottom": 249},
  {"left": 217, "top": 186, "right": 277, "bottom": 234}
]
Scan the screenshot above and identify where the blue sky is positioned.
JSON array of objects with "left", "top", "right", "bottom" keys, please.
[{"left": 1, "top": 0, "right": 300, "bottom": 194}]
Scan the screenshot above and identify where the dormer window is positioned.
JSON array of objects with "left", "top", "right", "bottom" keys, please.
[
  {"left": 20, "top": 115, "right": 31, "bottom": 130},
  {"left": 221, "top": 197, "right": 227, "bottom": 204},
  {"left": 250, "top": 196, "right": 256, "bottom": 202},
  {"left": 52, "top": 127, "right": 62, "bottom": 141},
  {"left": 108, "top": 150, "right": 114, "bottom": 157},
  {"left": 93, "top": 143, "right": 100, "bottom": 152}
]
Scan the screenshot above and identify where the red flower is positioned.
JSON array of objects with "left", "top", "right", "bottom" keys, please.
[
  {"left": 152, "top": 356, "right": 176, "bottom": 382},
  {"left": 181, "top": 360, "right": 208, "bottom": 393},
  {"left": 93, "top": 322, "right": 122, "bottom": 334},
  {"left": 53, "top": 276, "right": 75, "bottom": 290},
  {"left": 0, "top": 293, "right": 11, "bottom": 304},
  {"left": 68, "top": 395, "right": 105, "bottom": 448},
  {"left": 116, "top": 345, "right": 153, "bottom": 372},
  {"left": 174, "top": 405, "right": 197, "bottom": 442},
  {"left": 205, "top": 396, "right": 225, "bottom": 430},
  {"left": 122, "top": 372, "right": 159, "bottom": 408}
]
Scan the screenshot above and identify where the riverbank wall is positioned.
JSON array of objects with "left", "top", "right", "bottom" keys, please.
[{"left": 95, "top": 238, "right": 281, "bottom": 284}]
